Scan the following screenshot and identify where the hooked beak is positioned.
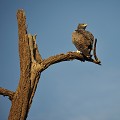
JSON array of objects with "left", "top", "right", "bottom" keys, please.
[{"left": 83, "top": 24, "right": 87, "bottom": 27}]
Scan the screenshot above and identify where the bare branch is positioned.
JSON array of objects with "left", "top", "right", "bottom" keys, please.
[
  {"left": 39, "top": 51, "right": 100, "bottom": 72},
  {"left": 0, "top": 87, "right": 15, "bottom": 100},
  {"left": 93, "top": 39, "right": 101, "bottom": 65}
]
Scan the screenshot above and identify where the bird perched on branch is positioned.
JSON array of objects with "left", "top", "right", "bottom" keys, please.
[{"left": 72, "top": 23, "right": 94, "bottom": 59}]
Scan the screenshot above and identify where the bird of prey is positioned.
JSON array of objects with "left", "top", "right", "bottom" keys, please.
[{"left": 72, "top": 23, "right": 94, "bottom": 58}]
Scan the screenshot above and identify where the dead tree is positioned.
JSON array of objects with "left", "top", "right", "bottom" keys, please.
[{"left": 0, "top": 9, "right": 101, "bottom": 120}]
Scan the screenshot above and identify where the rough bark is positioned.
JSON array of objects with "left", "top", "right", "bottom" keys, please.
[
  {"left": 0, "top": 9, "right": 101, "bottom": 120},
  {"left": 39, "top": 51, "right": 100, "bottom": 73},
  {"left": 8, "top": 10, "right": 42, "bottom": 120}
]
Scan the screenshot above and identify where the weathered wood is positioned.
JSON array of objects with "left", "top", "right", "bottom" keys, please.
[
  {"left": 38, "top": 51, "right": 101, "bottom": 73},
  {"left": 8, "top": 10, "right": 42, "bottom": 120}
]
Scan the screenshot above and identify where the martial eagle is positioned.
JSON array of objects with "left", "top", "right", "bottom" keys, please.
[{"left": 72, "top": 23, "right": 94, "bottom": 58}]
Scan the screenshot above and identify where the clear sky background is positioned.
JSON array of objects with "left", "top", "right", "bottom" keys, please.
[{"left": 0, "top": 0, "right": 120, "bottom": 120}]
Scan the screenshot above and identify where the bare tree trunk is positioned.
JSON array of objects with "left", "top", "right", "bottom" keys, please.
[
  {"left": 8, "top": 10, "right": 42, "bottom": 120},
  {"left": 0, "top": 9, "right": 101, "bottom": 120}
]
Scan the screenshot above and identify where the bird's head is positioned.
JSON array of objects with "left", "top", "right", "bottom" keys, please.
[{"left": 76, "top": 23, "right": 87, "bottom": 30}]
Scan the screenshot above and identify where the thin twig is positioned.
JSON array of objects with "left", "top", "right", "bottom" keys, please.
[{"left": 93, "top": 38, "right": 101, "bottom": 65}]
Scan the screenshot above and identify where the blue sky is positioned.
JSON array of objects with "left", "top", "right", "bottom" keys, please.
[{"left": 0, "top": 0, "right": 120, "bottom": 120}]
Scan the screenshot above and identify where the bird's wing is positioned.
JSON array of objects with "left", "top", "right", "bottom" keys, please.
[
  {"left": 78, "top": 30, "right": 94, "bottom": 45},
  {"left": 86, "top": 30, "right": 94, "bottom": 45},
  {"left": 78, "top": 30, "right": 94, "bottom": 55}
]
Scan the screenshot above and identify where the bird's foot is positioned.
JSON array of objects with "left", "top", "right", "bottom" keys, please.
[
  {"left": 76, "top": 50, "right": 81, "bottom": 53},
  {"left": 82, "top": 54, "right": 92, "bottom": 60}
]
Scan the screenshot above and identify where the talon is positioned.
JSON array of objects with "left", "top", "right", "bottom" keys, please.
[{"left": 76, "top": 50, "right": 81, "bottom": 53}]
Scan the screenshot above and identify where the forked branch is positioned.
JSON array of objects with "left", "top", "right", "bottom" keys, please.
[{"left": 39, "top": 51, "right": 101, "bottom": 72}]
